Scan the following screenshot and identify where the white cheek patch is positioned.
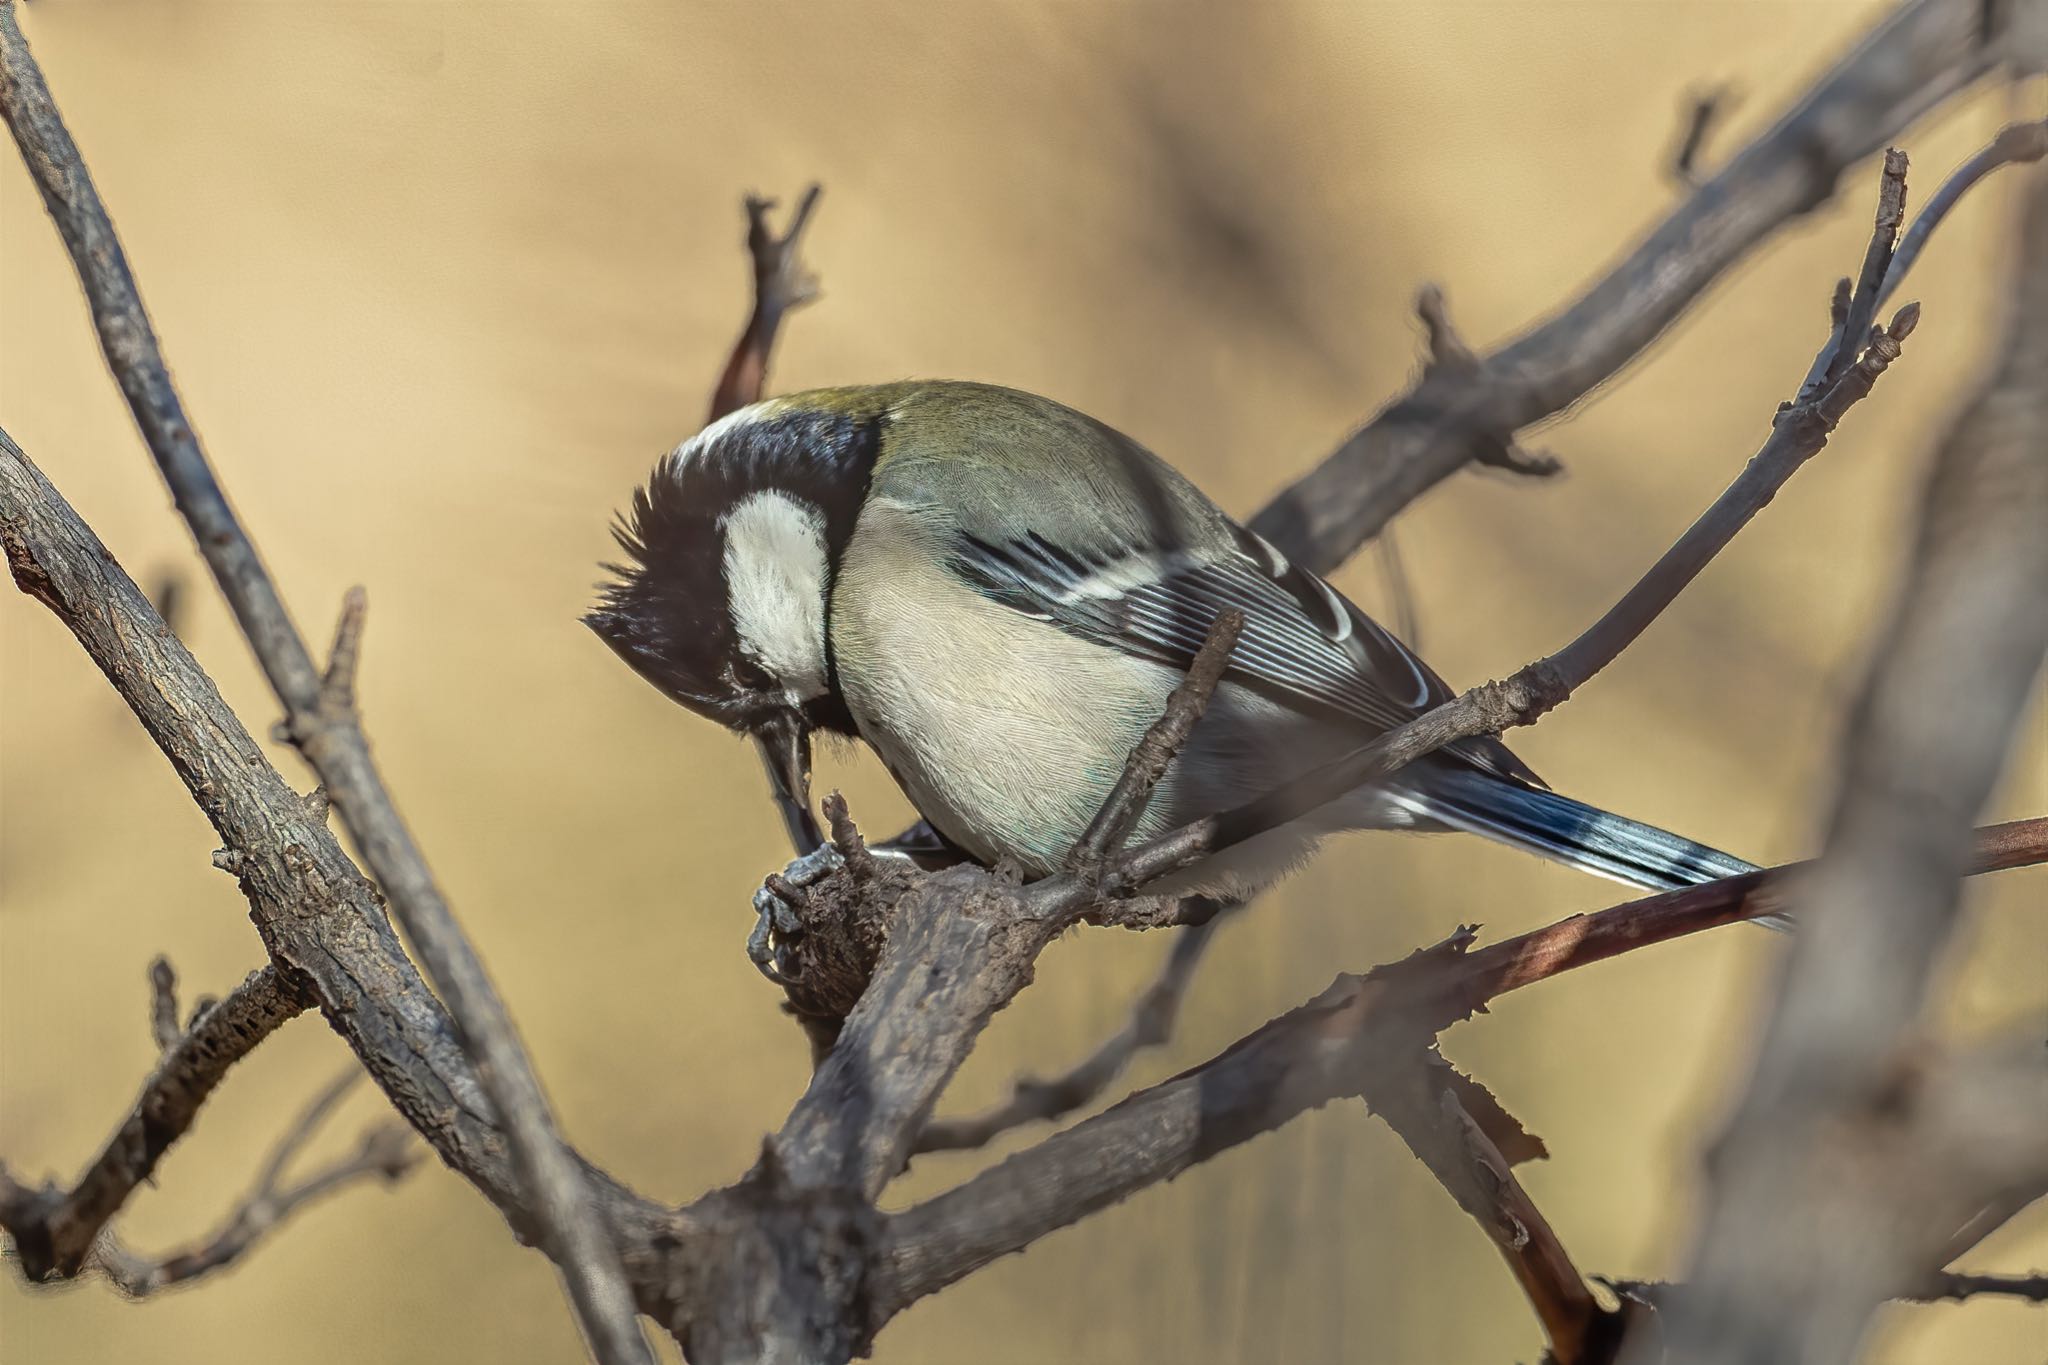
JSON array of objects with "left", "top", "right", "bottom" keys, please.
[{"left": 722, "top": 490, "right": 831, "bottom": 700}]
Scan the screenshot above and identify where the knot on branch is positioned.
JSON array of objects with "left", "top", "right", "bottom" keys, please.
[
  {"left": 1414, "top": 286, "right": 1565, "bottom": 482},
  {"left": 1475, "top": 662, "right": 1570, "bottom": 731}
]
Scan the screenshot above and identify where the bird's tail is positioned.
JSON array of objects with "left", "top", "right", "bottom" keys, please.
[{"left": 1407, "top": 768, "right": 1791, "bottom": 931}]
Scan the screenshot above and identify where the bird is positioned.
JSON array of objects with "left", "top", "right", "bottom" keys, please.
[{"left": 586, "top": 379, "right": 1762, "bottom": 913}]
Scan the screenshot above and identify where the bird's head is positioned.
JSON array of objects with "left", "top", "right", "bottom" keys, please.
[{"left": 586, "top": 394, "right": 885, "bottom": 850}]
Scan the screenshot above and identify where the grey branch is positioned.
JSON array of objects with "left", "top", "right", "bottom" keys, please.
[
  {"left": 912, "top": 903, "right": 1240, "bottom": 1157},
  {"left": 710, "top": 183, "right": 824, "bottom": 422},
  {"left": 1086, "top": 276, "right": 1918, "bottom": 908},
  {"left": 0, "top": 430, "right": 686, "bottom": 1298},
  {"left": 1644, "top": 152, "right": 2048, "bottom": 1365},
  {"left": 1247, "top": 0, "right": 2015, "bottom": 575},
  {"left": 0, "top": 964, "right": 307, "bottom": 1281},
  {"left": 87, "top": 1068, "right": 420, "bottom": 1297},
  {"left": 0, "top": 11, "right": 650, "bottom": 1363}
]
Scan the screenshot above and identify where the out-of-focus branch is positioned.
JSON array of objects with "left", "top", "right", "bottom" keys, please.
[
  {"left": 0, "top": 963, "right": 307, "bottom": 1281},
  {"left": 1666, "top": 85, "right": 1738, "bottom": 189},
  {"left": 912, "top": 903, "right": 1240, "bottom": 1157},
  {"left": 708, "top": 184, "right": 822, "bottom": 422},
  {"left": 1645, "top": 161, "right": 2048, "bottom": 1365},
  {"left": 1365, "top": 1058, "right": 1621, "bottom": 1364},
  {"left": 1248, "top": 0, "right": 2014, "bottom": 574},
  {"left": 0, "top": 13, "right": 649, "bottom": 1361},
  {"left": 1906, "top": 1269, "right": 2048, "bottom": 1304},
  {"left": 86, "top": 1070, "right": 421, "bottom": 1297}
]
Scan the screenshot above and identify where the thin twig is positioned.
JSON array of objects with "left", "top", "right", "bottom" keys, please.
[
  {"left": 708, "top": 184, "right": 823, "bottom": 422},
  {"left": 1905, "top": 1269, "right": 2048, "bottom": 1304},
  {"left": 1880, "top": 118, "right": 2048, "bottom": 309},
  {"left": 1069, "top": 298, "right": 1919, "bottom": 911},
  {"left": 87, "top": 1069, "right": 420, "bottom": 1297},
  {"left": 1822, "top": 147, "right": 1910, "bottom": 388},
  {"left": 0, "top": 964, "right": 307, "bottom": 1280},
  {"left": 1667, "top": 85, "right": 1738, "bottom": 188},
  {"left": 147, "top": 955, "right": 181, "bottom": 1053},
  {"left": 913, "top": 902, "right": 1241, "bottom": 1156},
  {"left": 0, "top": 14, "right": 650, "bottom": 1362},
  {"left": 1063, "top": 610, "right": 1244, "bottom": 881}
]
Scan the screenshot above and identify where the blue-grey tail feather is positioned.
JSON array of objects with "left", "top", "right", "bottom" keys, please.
[{"left": 1410, "top": 769, "right": 1792, "bottom": 932}]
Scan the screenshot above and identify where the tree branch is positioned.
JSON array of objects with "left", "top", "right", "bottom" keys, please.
[
  {"left": 1645, "top": 151, "right": 2048, "bottom": 1365},
  {"left": 1247, "top": 0, "right": 2013, "bottom": 573},
  {"left": 0, "top": 963, "right": 308, "bottom": 1281},
  {"left": 911, "top": 902, "right": 1241, "bottom": 1157},
  {"left": 874, "top": 820, "right": 2047, "bottom": 1323},
  {"left": 1083, "top": 274, "right": 1918, "bottom": 909},
  {"left": 708, "top": 184, "right": 822, "bottom": 422},
  {"left": 0, "top": 429, "right": 690, "bottom": 1312},
  {"left": 85, "top": 1069, "right": 421, "bottom": 1297},
  {"left": 0, "top": 11, "right": 650, "bottom": 1361}
]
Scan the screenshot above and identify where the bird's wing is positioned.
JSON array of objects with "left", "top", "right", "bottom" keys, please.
[{"left": 949, "top": 519, "right": 1542, "bottom": 785}]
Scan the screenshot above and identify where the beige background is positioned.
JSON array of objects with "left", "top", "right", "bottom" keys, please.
[{"left": 2, "top": 3, "right": 2042, "bottom": 1363}]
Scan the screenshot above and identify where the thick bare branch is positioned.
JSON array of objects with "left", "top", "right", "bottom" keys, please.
[
  {"left": 0, "top": 964, "right": 307, "bottom": 1280},
  {"left": 0, "top": 12, "right": 648, "bottom": 1360},
  {"left": 0, "top": 431, "right": 690, "bottom": 1305},
  {"left": 875, "top": 820, "right": 2047, "bottom": 1320},
  {"left": 1248, "top": 0, "right": 2012, "bottom": 572},
  {"left": 1646, "top": 159, "right": 2048, "bottom": 1365}
]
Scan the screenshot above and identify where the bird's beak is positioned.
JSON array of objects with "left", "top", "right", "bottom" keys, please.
[{"left": 755, "top": 711, "right": 823, "bottom": 855}]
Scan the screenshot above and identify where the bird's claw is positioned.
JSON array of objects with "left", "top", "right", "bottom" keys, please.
[{"left": 747, "top": 844, "right": 845, "bottom": 985}]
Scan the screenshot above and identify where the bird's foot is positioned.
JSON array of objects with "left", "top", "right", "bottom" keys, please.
[{"left": 747, "top": 843, "right": 845, "bottom": 984}]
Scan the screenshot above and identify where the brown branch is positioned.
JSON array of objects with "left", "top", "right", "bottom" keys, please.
[
  {"left": 0, "top": 12, "right": 650, "bottom": 1361},
  {"left": 1645, "top": 154, "right": 2048, "bottom": 1365},
  {"left": 1247, "top": 0, "right": 2013, "bottom": 574},
  {"left": 0, "top": 964, "right": 308, "bottom": 1281},
  {"left": 85, "top": 1069, "right": 421, "bottom": 1297},
  {"left": 1065, "top": 610, "right": 1244, "bottom": 880},
  {"left": 708, "top": 184, "right": 822, "bottom": 422},
  {"left": 912, "top": 903, "right": 1240, "bottom": 1157},
  {"left": 874, "top": 821, "right": 2047, "bottom": 1324}
]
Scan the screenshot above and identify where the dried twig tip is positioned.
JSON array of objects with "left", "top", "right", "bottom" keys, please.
[
  {"left": 320, "top": 586, "right": 368, "bottom": 712},
  {"left": 148, "top": 957, "right": 181, "bottom": 1052},
  {"left": 822, "top": 791, "right": 877, "bottom": 881}
]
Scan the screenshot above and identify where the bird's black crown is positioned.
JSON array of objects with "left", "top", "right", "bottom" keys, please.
[{"left": 585, "top": 401, "right": 885, "bottom": 727}]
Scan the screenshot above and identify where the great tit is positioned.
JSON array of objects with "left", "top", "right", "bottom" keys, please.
[{"left": 587, "top": 380, "right": 1758, "bottom": 903}]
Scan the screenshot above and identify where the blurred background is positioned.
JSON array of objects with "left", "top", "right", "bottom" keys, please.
[{"left": 2, "top": 3, "right": 2042, "bottom": 1362}]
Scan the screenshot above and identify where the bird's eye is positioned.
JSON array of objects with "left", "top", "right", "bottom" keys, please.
[{"left": 730, "top": 656, "right": 775, "bottom": 693}]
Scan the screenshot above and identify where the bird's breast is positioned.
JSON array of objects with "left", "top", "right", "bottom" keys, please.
[{"left": 832, "top": 503, "right": 1179, "bottom": 874}]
